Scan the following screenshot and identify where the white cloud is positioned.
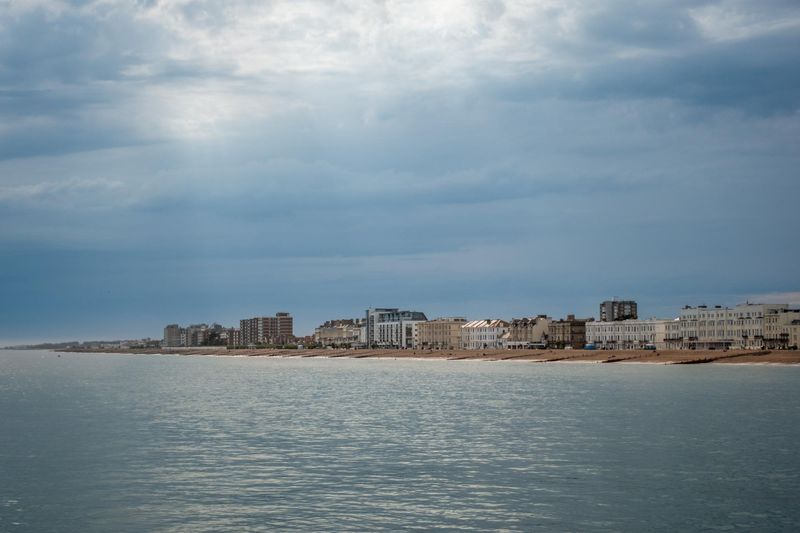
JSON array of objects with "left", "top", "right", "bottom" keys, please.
[{"left": 690, "top": 2, "right": 800, "bottom": 42}]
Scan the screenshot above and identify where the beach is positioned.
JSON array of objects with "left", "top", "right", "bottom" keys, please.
[{"left": 59, "top": 346, "right": 800, "bottom": 364}]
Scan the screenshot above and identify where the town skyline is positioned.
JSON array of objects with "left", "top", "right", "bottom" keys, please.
[
  {"left": 5, "top": 290, "right": 800, "bottom": 346},
  {"left": 8, "top": 293, "right": 799, "bottom": 349}
]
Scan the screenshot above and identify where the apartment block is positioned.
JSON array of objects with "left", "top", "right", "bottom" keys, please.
[
  {"left": 364, "top": 308, "right": 427, "bottom": 348},
  {"left": 163, "top": 324, "right": 183, "bottom": 347},
  {"left": 600, "top": 300, "right": 638, "bottom": 322},
  {"left": 240, "top": 312, "right": 294, "bottom": 346}
]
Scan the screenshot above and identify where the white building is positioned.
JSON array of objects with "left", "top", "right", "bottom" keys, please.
[
  {"left": 461, "top": 319, "right": 509, "bottom": 350},
  {"left": 365, "top": 308, "right": 427, "bottom": 348},
  {"left": 586, "top": 318, "right": 671, "bottom": 349},
  {"left": 672, "top": 303, "right": 788, "bottom": 349}
]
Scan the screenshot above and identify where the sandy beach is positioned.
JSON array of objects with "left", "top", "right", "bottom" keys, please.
[{"left": 58, "top": 347, "right": 800, "bottom": 364}]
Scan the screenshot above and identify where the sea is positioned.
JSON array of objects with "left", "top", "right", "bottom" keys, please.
[{"left": 1, "top": 349, "right": 799, "bottom": 532}]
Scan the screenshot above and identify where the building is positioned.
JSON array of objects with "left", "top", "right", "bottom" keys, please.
[
  {"left": 600, "top": 300, "right": 638, "bottom": 322},
  {"left": 184, "top": 324, "right": 208, "bottom": 347},
  {"left": 240, "top": 312, "right": 294, "bottom": 346},
  {"left": 314, "top": 319, "right": 364, "bottom": 347},
  {"left": 415, "top": 317, "right": 467, "bottom": 349},
  {"left": 791, "top": 322, "right": 800, "bottom": 349},
  {"left": 586, "top": 318, "right": 670, "bottom": 349},
  {"left": 364, "top": 308, "right": 427, "bottom": 348},
  {"left": 549, "top": 315, "right": 593, "bottom": 349},
  {"left": 227, "top": 328, "right": 241, "bottom": 347},
  {"left": 673, "top": 303, "right": 789, "bottom": 350},
  {"left": 163, "top": 324, "right": 183, "bottom": 347},
  {"left": 665, "top": 319, "right": 682, "bottom": 349},
  {"left": 461, "top": 319, "right": 509, "bottom": 350},
  {"left": 503, "top": 316, "right": 551, "bottom": 349}
]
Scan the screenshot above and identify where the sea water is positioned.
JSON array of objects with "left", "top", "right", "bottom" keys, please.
[{"left": 1, "top": 350, "right": 798, "bottom": 531}]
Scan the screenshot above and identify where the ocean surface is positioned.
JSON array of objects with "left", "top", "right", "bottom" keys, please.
[{"left": 1, "top": 350, "right": 799, "bottom": 532}]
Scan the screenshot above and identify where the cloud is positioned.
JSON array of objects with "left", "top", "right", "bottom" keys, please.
[
  {"left": 0, "top": 1, "right": 798, "bottom": 340},
  {"left": 0, "top": 177, "right": 126, "bottom": 205},
  {"left": 747, "top": 292, "right": 800, "bottom": 306}
]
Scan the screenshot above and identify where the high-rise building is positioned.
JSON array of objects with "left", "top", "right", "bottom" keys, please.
[
  {"left": 163, "top": 324, "right": 183, "bottom": 347},
  {"left": 240, "top": 312, "right": 294, "bottom": 346},
  {"left": 600, "top": 300, "right": 638, "bottom": 321}
]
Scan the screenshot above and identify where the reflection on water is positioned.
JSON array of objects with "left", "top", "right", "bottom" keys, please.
[{"left": 1, "top": 351, "right": 799, "bottom": 531}]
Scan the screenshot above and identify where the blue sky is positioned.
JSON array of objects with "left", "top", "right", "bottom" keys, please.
[{"left": 1, "top": 0, "right": 799, "bottom": 343}]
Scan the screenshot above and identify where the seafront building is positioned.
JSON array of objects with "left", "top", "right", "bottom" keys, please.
[
  {"left": 240, "top": 312, "right": 294, "bottom": 346},
  {"left": 314, "top": 319, "right": 365, "bottom": 347},
  {"left": 600, "top": 300, "right": 638, "bottom": 321},
  {"left": 502, "top": 316, "right": 551, "bottom": 349},
  {"left": 414, "top": 317, "right": 467, "bottom": 349},
  {"left": 762, "top": 309, "right": 800, "bottom": 349},
  {"left": 548, "top": 315, "right": 593, "bottom": 349},
  {"left": 162, "top": 322, "right": 228, "bottom": 347},
  {"left": 666, "top": 303, "right": 790, "bottom": 350},
  {"left": 586, "top": 318, "right": 670, "bottom": 350},
  {"left": 164, "top": 324, "right": 182, "bottom": 347},
  {"left": 461, "top": 319, "right": 509, "bottom": 350},
  {"left": 365, "top": 308, "right": 427, "bottom": 348}
]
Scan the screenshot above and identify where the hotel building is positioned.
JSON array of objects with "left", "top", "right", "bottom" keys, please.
[
  {"left": 586, "top": 318, "right": 670, "bottom": 349},
  {"left": 669, "top": 303, "right": 788, "bottom": 350},
  {"left": 415, "top": 317, "right": 467, "bottom": 349}
]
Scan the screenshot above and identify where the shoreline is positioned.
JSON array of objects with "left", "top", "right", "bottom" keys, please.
[{"left": 55, "top": 347, "right": 800, "bottom": 365}]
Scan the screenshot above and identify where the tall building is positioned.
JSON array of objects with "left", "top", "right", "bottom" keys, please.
[
  {"left": 163, "top": 324, "right": 183, "bottom": 347},
  {"left": 365, "top": 308, "right": 427, "bottom": 348},
  {"left": 600, "top": 300, "right": 638, "bottom": 321},
  {"left": 415, "top": 317, "right": 467, "bottom": 349},
  {"left": 240, "top": 312, "right": 294, "bottom": 346}
]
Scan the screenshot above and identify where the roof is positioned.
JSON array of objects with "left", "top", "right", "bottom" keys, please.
[{"left": 462, "top": 319, "right": 509, "bottom": 329}]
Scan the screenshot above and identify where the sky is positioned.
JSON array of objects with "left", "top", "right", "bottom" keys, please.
[{"left": 1, "top": 0, "right": 799, "bottom": 343}]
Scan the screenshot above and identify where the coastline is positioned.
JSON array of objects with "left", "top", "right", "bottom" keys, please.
[{"left": 55, "top": 347, "right": 800, "bottom": 365}]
